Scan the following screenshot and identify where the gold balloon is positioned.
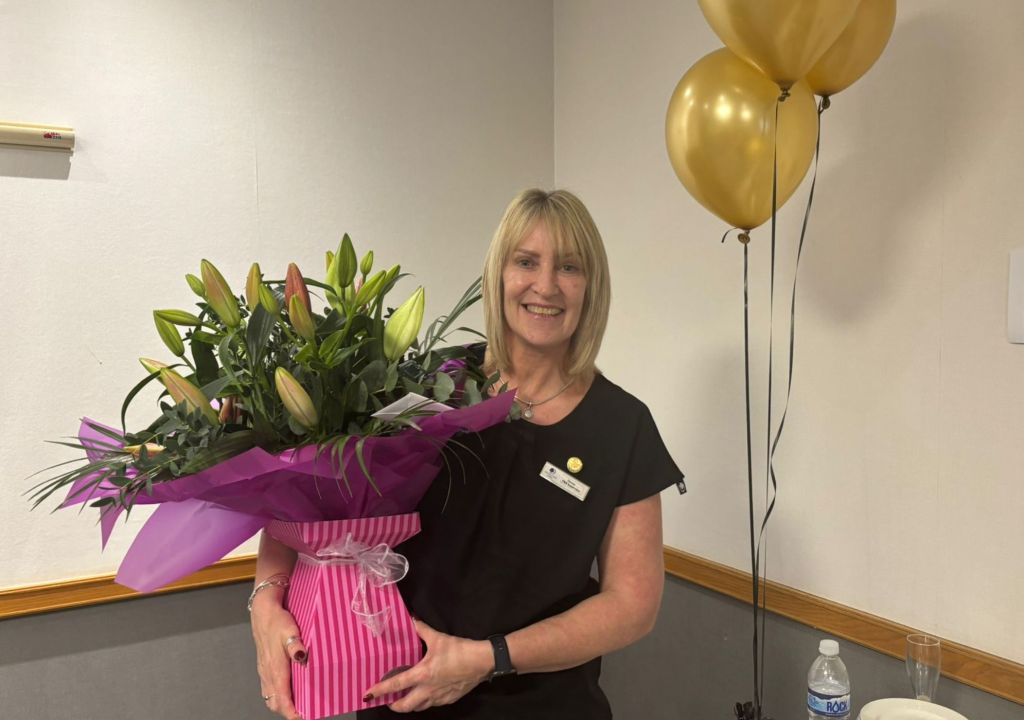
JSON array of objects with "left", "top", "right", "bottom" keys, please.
[
  {"left": 665, "top": 48, "right": 818, "bottom": 231},
  {"left": 807, "top": 0, "right": 897, "bottom": 97},
  {"left": 698, "top": 0, "right": 861, "bottom": 90}
]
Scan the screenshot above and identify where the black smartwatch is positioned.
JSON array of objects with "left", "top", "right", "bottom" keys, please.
[{"left": 487, "top": 634, "right": 517, "bottom": 680}]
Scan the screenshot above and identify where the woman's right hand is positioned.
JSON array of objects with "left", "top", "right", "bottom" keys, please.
[{"left": 251, "top": 585, "right": 308, "bottom": 719}]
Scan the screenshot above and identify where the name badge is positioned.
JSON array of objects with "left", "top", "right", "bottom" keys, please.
[{"left": 540, "top": 461, "right": 590, "bottom": 502}]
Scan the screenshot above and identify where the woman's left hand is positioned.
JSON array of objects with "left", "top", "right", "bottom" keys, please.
[{"left": 362, "top": 619, "right": 493, "bottom": 713}]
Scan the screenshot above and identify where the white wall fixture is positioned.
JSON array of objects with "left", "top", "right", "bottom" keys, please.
[
  {"left": 1009, "top": 248, "right": 1024, "bottom": 344},
  {"left": 0, "top": 121, "right": 75, "bottom": 152}
]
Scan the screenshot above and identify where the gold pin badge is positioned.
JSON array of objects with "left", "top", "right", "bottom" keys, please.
[{"left": 566, "top": 457, "right": 583, "bottom": 474}]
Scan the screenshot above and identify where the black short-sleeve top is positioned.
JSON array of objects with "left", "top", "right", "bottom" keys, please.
[{"left": 358, "top": 372, "right": 685, "bottom": 720}]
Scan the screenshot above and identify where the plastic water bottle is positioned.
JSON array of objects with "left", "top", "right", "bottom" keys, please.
[{"left": 807, "top": 639, "right": 851, "bottom": 720}]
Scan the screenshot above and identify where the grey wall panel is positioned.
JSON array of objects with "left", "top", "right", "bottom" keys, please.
[
  {"left": 602, "top": 576, "right": 1022, "bottom": 720},
  {"left": 2, "top": 577, "right": 1018, "bottom": 719},
  {"left": 0, "top": 584, "right": 271, "bottom": 719}
]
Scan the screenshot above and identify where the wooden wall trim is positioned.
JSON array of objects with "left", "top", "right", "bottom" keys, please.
[
  {"left": 4, "top": 548, "right": 1021, "bottom": 706},
  {"left": 0, "top": 555, "right": 257, "bottom": 620},
  {"left": 664, "top": 546, "right": 1024, "bottom": 706}
]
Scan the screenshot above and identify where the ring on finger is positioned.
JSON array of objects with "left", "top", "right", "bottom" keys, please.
[
  {"left": 262, "top": 693, "right": 276, "bottom": 702},
  {"left": 285, "top": 635, "right": 301, "bottom": 649}
]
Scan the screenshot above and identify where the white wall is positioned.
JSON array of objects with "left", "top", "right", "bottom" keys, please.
[
  {"left": 1, "top": 0, "right": 553, "bottom": 587},
  {"left": 555, "top": 0, "right": 1024, "bottom": 664},
  {"left": 5, "top": 0, "right": 1021, "bottom": 671}
]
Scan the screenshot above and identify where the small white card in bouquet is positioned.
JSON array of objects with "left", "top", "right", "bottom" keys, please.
[{"left": 371, "top": 393, "right": 452, "bottom": 422}]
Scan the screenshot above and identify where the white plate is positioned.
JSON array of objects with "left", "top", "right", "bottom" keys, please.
[{"left": 859, "top": 698, "right": 968, "bottom": 720}]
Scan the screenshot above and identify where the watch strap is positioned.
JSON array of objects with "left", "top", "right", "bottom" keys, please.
[{"left": 487, "top": 634, "right": 516, "bottom": 679}]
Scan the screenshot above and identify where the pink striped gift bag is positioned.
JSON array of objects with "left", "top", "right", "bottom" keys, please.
[{"left": 268, "top": 513, "right": 423, "bottom": 720}]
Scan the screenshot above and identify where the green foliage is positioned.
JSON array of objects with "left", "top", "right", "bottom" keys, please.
[{"left": 29, "top": 237, "right": 490, "bottom": 513}]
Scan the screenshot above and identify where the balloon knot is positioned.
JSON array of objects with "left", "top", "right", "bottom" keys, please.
[
  {"left": 738, "top": 232, "right": 751, "bottom": 245},
  {"left": 778, "top": 88, "right": 791, "bottom": 102},
  {"left": 820, "top": 95, "right": 832, "bottom": 111}
]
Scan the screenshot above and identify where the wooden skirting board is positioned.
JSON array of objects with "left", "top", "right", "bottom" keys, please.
[
  {"left": 2, "top": 548, "right": 1021, "bottom": 705},
  {"left": 662, "top": 546, "right": 1023, "bottom": 705},
  {"left": 0, "top": 556, "right": 257, "bottom": 619}
]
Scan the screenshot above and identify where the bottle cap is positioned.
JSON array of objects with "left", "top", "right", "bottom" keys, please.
[{"left": 819, "top": 639, "right": 839, "bottom": 656}]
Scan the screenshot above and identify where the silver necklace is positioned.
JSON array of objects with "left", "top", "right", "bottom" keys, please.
[{"left": 504, "top": 376, "right": 574, "bottom": 419}]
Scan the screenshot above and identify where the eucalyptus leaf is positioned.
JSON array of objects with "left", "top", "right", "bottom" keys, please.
[
  {"left": 401, "top": 377, "right": 424, "bottom": 395},
  {"left": 346, "top": 380, "right": 368, "bottom": 413},
  {"left": 179, "top": 431, "right": 258, "bottom": 474},
  {"left": 384, "top": 362, "right": 399, "bottom": 393},
  {"left": 432, "top": 371, "right": 455, "bottom": 403},
  {"left": 481, "top": 370, "right": 503, "bottom": 395},
  {"left": 358, "top": 360, "right": 387, "bottom": 393},
  {"left": 153, "top": 413, "right": 185, "bottom": 436},
  {"left": 464, "top": 378, "right": 483, "bottom": 406}
]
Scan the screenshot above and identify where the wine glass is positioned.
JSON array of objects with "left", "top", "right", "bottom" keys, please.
[{"left": 906, "top": 633, "right": 941, "bottom": 701}]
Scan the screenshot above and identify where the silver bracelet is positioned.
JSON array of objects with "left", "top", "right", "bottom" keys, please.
[{"left": 247, "top": 574, "right": 290, "bottom": 612}]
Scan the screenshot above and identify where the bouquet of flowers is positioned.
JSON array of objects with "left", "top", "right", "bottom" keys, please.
[{"left": 29, "top": 234, "right": 514, "bottom": 718}]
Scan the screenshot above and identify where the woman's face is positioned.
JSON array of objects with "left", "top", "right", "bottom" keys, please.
[{"left": 502, "top": 221, "right": 587, "bottom": 361}]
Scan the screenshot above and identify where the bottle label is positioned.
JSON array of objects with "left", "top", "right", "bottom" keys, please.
[{"left": 807, "top": 688, "right": 850, "bottom": 717}]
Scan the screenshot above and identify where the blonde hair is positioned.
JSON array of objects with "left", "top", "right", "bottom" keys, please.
[{"left": 482, "top": 188, "right": 611, "bottom": 379}]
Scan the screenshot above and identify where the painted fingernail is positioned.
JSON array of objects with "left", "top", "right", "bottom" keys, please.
[
  {"left": 295, "top": 650, "right": 307, "bottom": 664},
  {"left": 363, "top": 693, "right": 374, "bottom": 702},
  {"left": 381, "top": 665, "right": 411, "bottom": 681}
]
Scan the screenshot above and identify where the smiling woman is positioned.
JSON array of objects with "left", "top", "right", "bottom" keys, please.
[
  {"left": 500, "top": 222, "right": 587, "bottom": 365},
  {"left": 483, "top": 188, "right": 611, "bottom": 385},
  {"left": 249, "top": 188, "right": 685, "bottom": 720}
]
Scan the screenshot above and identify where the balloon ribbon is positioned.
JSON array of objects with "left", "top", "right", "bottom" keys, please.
[{"left": 734, "top": 91, "right": 829, "bottom": 720}]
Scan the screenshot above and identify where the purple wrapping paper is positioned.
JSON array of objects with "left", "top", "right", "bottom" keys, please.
[{"left": 63, "top": 392, "right": 515, "bottom": 592}]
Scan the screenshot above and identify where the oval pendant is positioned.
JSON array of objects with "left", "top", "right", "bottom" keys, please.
[{"left": 523, "top": 405, "right": 534, "bottom": 419}]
